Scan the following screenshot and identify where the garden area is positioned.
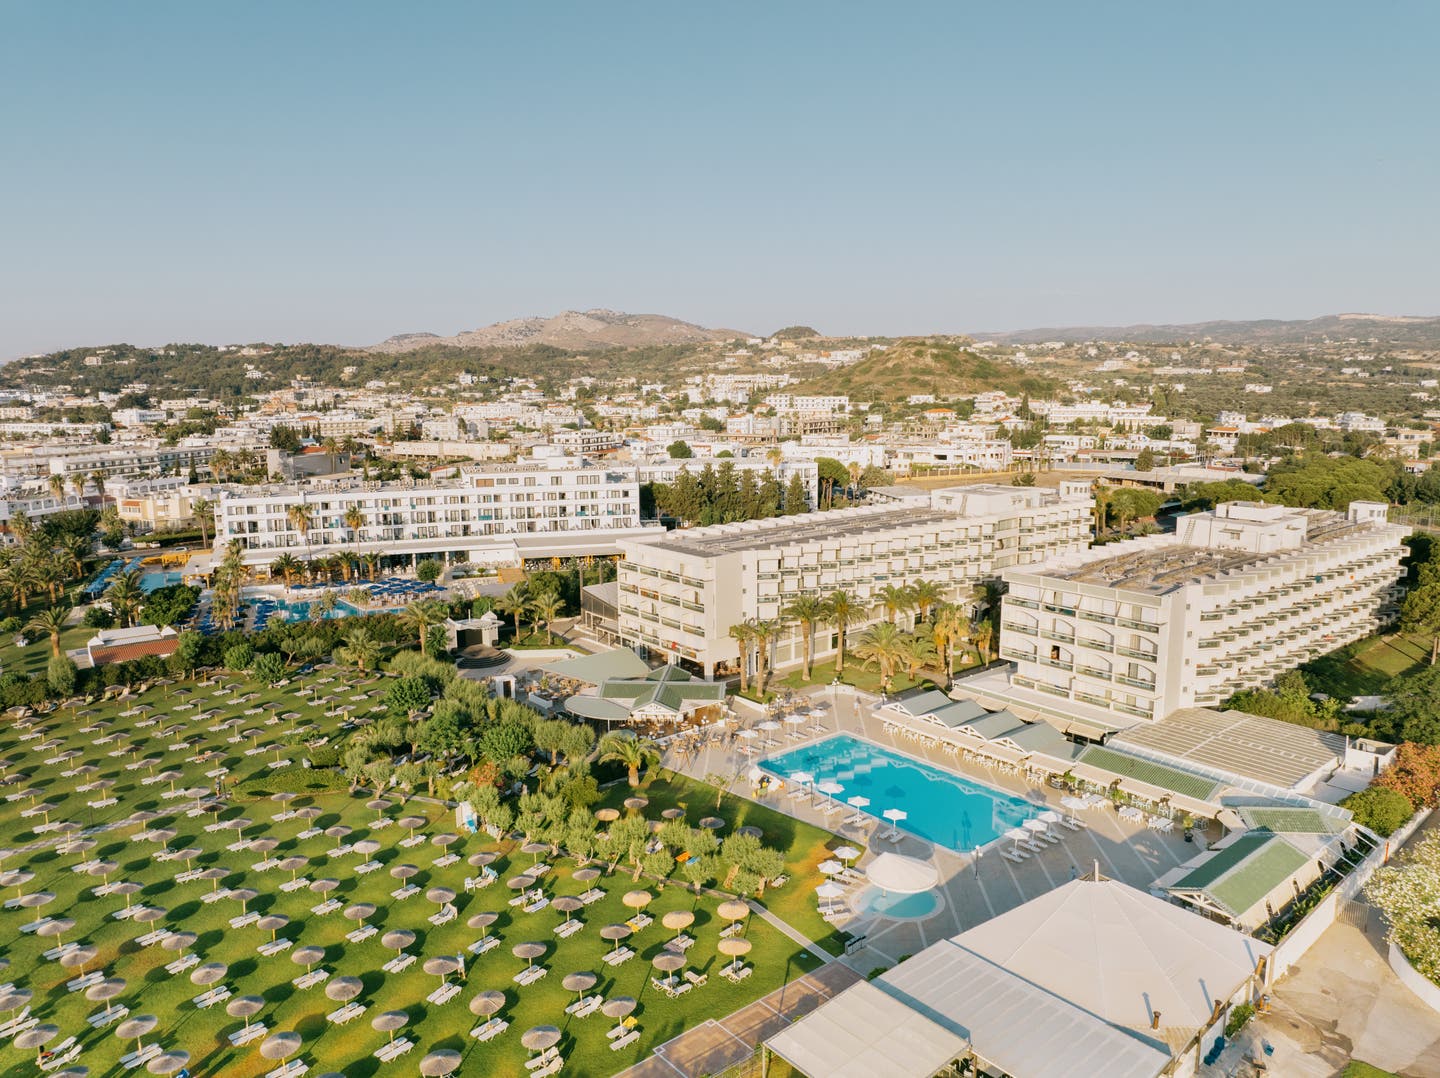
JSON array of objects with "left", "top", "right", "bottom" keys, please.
[{"left": 0, "top": 654, "right": 832, "bottom": 1076}]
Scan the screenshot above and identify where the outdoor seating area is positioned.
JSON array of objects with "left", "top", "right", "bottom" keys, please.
[{"left": 0, "top": 661, "right": 820, "bottom": 1076}]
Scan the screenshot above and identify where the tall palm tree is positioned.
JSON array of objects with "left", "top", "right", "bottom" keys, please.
[
  {"left": 597, "top": 732, "right": 661, "bottom": 787},
  {"left": 900, "top": 632, "right": 937, "bottom": 679},
  {"left": 271, "top": 553, "right": 302, "bottom": 590},
  {"left": 191, "top": 498, "right": 214, "bottom": 547},
  {"left": 286, "top": 502, "right": 313, "bottom": 557},
  {"left": 361, "top": 552, "right": 382, "bottom": 581},
  {"left": 971, "top": 617, "right": 995, "bottom": 664},
  {"left": 530, "top": 590, "right": 564, "bottom": 645},
  {"left": 322, "top": 437, "right": 342, "bottom": 473},
  {"left": 69, "top": 473, "right": 87, "bottom": 502},
  {"left": 105, "top": 570, "right": 145, "bottom": 629},
  {"left": 1091, "top": 483, "right": 1111, "bottom": 536},
  {"left": 399, "top": 598, "right": 449, "bottom": 656},
  {"left": 47, "top": 474, "right": 66, "bottom": 504},
  {"left": 825, "top": 590, "right": 856, "bottom": 675},
  {"left": 59, "top": 534, "right": 89, "bottom": 579},
  {"left": 495, "top": 585, "right": 529, "bottom": 641},
  {"left": 89, "top": 471, "right": 107, "bottom": 499},
  {"left": 909, "top": 580, "right": 944, "bottom": 623},
  {"left": 27, "top": 605, "right": 71, "bottom": 657},
  {"left": 36, "top": 558, "right": 66, "bottom": 605},
  {"left": 931, "top": 602, "right": 966, "bottom": 681},
  {"left": 727, "top": 620, "right": 756, "bottom": 694},
  {"left": 336, "top": 625, "right": 382, "bottom": 672},
  {"left": 854, "top": 622, "right": 907, "bottom": 693},
  {"left": 782, "top": 594, "right": 827, "bottom": 682},
  {"left": 750, "top": 618, "right": 782, "bottom": 696},
  {"left": 343, "top": 505, "right": 365, "bottom": 544},
  {"left": 878, "top": 583, "right": 913, "bottom": 626}
]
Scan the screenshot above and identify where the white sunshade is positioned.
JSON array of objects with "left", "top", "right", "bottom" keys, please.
[
  {"left": 865, "top": 853, "right": 939, "bottom": 894},
  {"left": 817, "top": 782, "right": 845, "bottom": 796}
]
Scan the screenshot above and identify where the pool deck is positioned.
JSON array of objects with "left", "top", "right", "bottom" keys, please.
[{"left": 662, "top": 684, "right": 1203, "bottom": 973}]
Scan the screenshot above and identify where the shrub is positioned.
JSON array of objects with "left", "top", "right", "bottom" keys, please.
[
  {"left": 223, "top": 643, "right": 255, "bottom": 671},
  {"left": 1375, "top": 743, "right": 1440, "bottom": 808},
  {"left": 1342, "top": 786, "right": 1415, "bottom": 837},
  {"left": 46, "top": 654, "right": 78, "bottom": 696},
  {"left": 416, "top": 558, "right": 443, "bottom": 584},
  {"left": 81, "top": 607, "right": 115, "bottom": 629},
  {"left": 249, "top": 651, "right": 287, "bottom": 684},
  {"left": 1224, "top": 1002, "right": 1255, "bottom": 1038},
  {"left": 0, "top": 616, "right": 20, "bottom": 633},
  {"left": 235, "top": 764, "right": 347, "bottom": 798},
  {"left": 309, "top": 745, "right": 342, "bottom": 768}
]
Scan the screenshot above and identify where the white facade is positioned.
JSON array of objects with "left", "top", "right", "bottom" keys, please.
[
  {"left": 998, "top": 501, "right": 1408, "bottom": 722},
  {"left": 616, "top": 482, "right": 1094, "bottom": 677},
  {"left": 214, "top": 456, "right": 661, "bottom": 567}
]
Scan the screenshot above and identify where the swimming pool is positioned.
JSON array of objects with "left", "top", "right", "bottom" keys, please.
[
  {"left": 760, "top": 734, "right": 1038, "bottom": 852},
  {"left": 856, "top": 887, "right": 940, "bottom": 920},
  {"left": 138, "top": 570, "right": 183, "bottom": 593}
]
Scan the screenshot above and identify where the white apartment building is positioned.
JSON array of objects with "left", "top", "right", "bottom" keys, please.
[
  {"left": 998, "top": 501, "right": 1407, "bottom": 723},
  {"left": 105, "top": 476, "right": 215, "bottom": 533},
  {"left": 552, "top": 429, "right": 623, "bottom": 455},
  {"left": 616, "top": 481, "right": 1093, "bottom": 678},
  {"left": 213, "top": 456, "right": 662, "bottom": 569}
]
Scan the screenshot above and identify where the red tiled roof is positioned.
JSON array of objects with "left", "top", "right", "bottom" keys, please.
[{"left": 90, "top": 639, "right": 179, "bottom": 666}]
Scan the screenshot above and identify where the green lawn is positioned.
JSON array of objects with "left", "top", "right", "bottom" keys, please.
[
  {"left": 771, "top": 656, "right": 959, "bottom": 697},
  {"left": 0, "top": 622, "right": 92, "bottom": 678},
  {"left": 600, "top": 770, "right": 851, "bottom": 953},
  {"left": 1301, "top": 631, "right": 1435, "bottom": 698},
  {"left": 1341, "top": 1063, "right": 1400, "bottom": 1078},
  {"left": 0, "top": 669, "right": 820, "bottom": 1077}
]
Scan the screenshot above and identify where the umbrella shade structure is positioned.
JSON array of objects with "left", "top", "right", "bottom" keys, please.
[
  {"left": 521, "top": 841, "right": 548, "bottom": 859},
  {"left": 621, "top": 890, "right": 652, "bottom": 911},
  {"left": 735, "top": 825, "right": 763, "bottom": 839},
  {"left": 37, "top": 916, "right": 76, "bottom": 941},
  {"left": 815, "top": 882, "right": 846, "bottom": 901},
  {"left": 818, "top": 860, "right": 843, "bottom": 876},
  {"left": 1024, "top": 818, "right": 1052, "bottom": 837},
  {"left": 521, "top": 1026, "right": 562, "bottom": 1052},
  {"left": 552, "top": 896, "right": 583, "bottom": 922},
  {"left": 389, "top": 864, "right": 419, "bottom": 881},
  {"left": 882, "top": 808, "right": 908, "bottom": 824},
  {"left": 594, "top": 807, "right": 620, "bottom": 824},
  {"left": 756, "top": 720, "right": 781, "bottom": 731},
  {"left": 425, "top": 886, "right": 457, "bottom": 905},
  {"left": 467, "top": 911, "right": 499, "bottom": 930},
  {"left": 432, "top": 832, "right": 460, "bottom": 849},
  {"left": 1038, "top": 810, "right": 1063, "bottom": 825},
  {"left": 131, "top": 906, "right": 167, "bottom": 925},
  {"left": 229, "top": 887, "right": 260, "bottom": 913},
  {"left": 325, "top": 977, "right": 363, "bottom": 1002},
  {"left": 468, "top": 990, "right": 506, "bottom": 1017},
  {"left": 15, "top": 1024, "right": 59, "bottom": 1049},
  {"left": 561, "top": 971, "right": 597, "bottom": 996},
  {"left": 249, "top": 837, "right": 279, "bottom": 854},
  {"left": 512, "top": 941, "right": 547, "bottom": 968},
  {"left": 601, "top": 997, "right": 637, "bottom": 1019},
  {"left": 324, "top": 825, "right": 352, "bottom": 840},
  {"left": 0, "top": 988, "right": 30, "bottom": 1015},
  {"left": 816, "top": 781, "right": 845, "bottom": 797},
  {"left": 599, "top": 924, "right": 631, "bottom": 951},
  {"left": 344, "top": 902, "right": 377, "bottom": 922},
  {"left": 789, "top": 770, "right": 815, "bottom": 785},
  {"left": 717, "top": 899, "right": 750, "bottom": 922},
  {"left": 260, "top": 1031, "right": 302, "bottom": 1060},
  {"left": 115, "top": 1014, "right": 159, "bottom": 1044},
  {"left": 419, "top": 1049, "right": 463, "bottom": 1076},
  {"left": 718, "top": 937, "right": 752, "bottom": 959},
  {"left": 1004, "top": 827, "right": 1031, "bottom": 844},
  {"left": 650, "top": 952, "right": 685, "bottom": 974},
  {"left": 423, "top": 956, "right": 460, "bottom": 979},
  {"left": 661, "top": 910, "right": 694, "bottom": 931},
  {"left": 160, "top": 932, "right": 197, "bottom": 953},
  {"left": 622, "top": 796, "right": 648, "bottom": 812},
  {"left": 834, "top": 845, "right": 862, "bottom": 862},
  {"left": 277, "top": 856, "right": 308, "bottom": 875},
  {"left": 467, "top": 851, "right": 497, "bottom": 868},
  {"left": 352, "top": 839, "right": 381, "bottom": 857},
  {"left": 698, "top": 817, "right": 725, "bottom": 831},
  {"left": 309, "top": 878, "right": 339, "bottom": 897},
  {"left": 291, "top": 946, "right": 326, "bottom": 971},
  {"left": 147, "top": 1052, "right": 190, "bottom": 1075},
  {"left": 85, "top": 979, "right": 125, "bottom": 1014},
  {"left": 660, "top": 807, "right": 685, "bottom": 820},
  {"left": 60, "top": 944, "right": 99, "bottom": 971},
  {"left": 257, "top": 914, "right": 290, "bottom": 940},
  {"left": 381, "top": 929, "right": 416, "bottom": 953},
  {"left": 571, "top": 867, "right": 601, "bottom": 883},
  {"left": 507, "top": 876, "right": 536, "bottom": 892},
  {"left": 371, "top": 1010, "right": 409, "bottom": 1041},
  {"left": 226, "top": 995, "right": 266, "bottom": 1022},
  {"left": 191, "top": 962, "right": 229, "bottom": 986}
]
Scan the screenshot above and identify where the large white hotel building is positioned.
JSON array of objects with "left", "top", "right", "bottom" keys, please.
[
  {"left": 615, "top": 482, "right": 1094, "bottom": 678},
  {"left": 995, "top": 500, "right": 1408, "bottom": 724},
  {"left": 212, "top": 455, "right": 662, "bottom": 569}
]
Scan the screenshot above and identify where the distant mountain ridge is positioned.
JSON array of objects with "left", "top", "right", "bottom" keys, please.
[
  {"left": 369, "top": 309, "right": 748, "bottom": 353},
  {"left": 972, "top": 313, "right": 1440, "bottom": 346}
]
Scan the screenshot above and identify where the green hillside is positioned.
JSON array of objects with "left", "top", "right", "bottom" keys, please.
[{"left": 792, "top": 338, "right": 1055, "bottom": 401}]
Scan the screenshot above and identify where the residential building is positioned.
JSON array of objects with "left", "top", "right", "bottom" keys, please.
[
  {"left": 616, "top": 481, "right": 1093, "bottom": 678},
  {"left": 997, "top": 501, "right": 1407, "bottom": 722}
]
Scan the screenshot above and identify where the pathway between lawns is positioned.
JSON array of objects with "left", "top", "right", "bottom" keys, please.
[{"left": 613, "top": 959, "right": 861, "bottom": 1078}]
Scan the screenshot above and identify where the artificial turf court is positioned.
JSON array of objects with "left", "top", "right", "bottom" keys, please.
[{"left": 0, "top": 664, "right": 830, "bottom": 1077}]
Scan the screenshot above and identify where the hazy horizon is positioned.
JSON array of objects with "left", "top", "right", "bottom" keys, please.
[{"left": 5, "top": 1, "right": 1438, "bottom": 358}]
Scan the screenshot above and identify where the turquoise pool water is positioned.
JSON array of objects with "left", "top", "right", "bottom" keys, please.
[
  {"left": 760, "top": 734, "right": 1038, "bottom": 852},
  {"left": 139, "top": 570, "right": 183, "bottom": 593},
  {"left": 279, "top": 599, "right": 364, "bottom": 621},
  {"left": 857, "top": 887, "right": 940, "bottom": 920}
]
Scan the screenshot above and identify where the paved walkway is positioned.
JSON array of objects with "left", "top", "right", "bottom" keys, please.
[{"left": 614, "top": 961, "right": 862, "bottom": 1078}]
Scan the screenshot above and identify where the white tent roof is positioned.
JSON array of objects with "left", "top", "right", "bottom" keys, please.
[
  {"left": 766, "top": 980, "right": 966, "bottom": 1078},
  {"left": 865, "top": 852, "right": 939, "bottom": 894},
  {"left": 955, "top": 877, "right": 1271, "bottom": 1034}
]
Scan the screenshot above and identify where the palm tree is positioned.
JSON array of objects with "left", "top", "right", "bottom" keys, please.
[
  {"left": 59, "top": 534, "right": 89, "bottom": 579},
  {"left": 530, "top": 590, "right": 564, "bottom": 645},
  {"left": 751, "top": 618, "right": 782, "bottom": 696},
  {"left": 191, "top": 498, "right": 214, "bottom": 547},
  {"left": 825, "top": 590, "right": 856, "bottom": 675},
  {"left": 336, "top": 626, "right": 382, "bottom": 672},
  {"left": 909, "top": 580, "right": 944, "bottom": 623},
  {"left": 399, "top": 598, "right": 449, "bottom": 655},
  {"left": 361, "top": 552, "right": 382, "bottom": 581},
  {"left": 878, "top": 583, "right": 913, "bottom": 625},
  {"left": 1091, "top": 483, "right": 1111, "bottom": 536},
  {"left": 286, "top": 502, "right": 313, "bottom": 556},
  {"left": 971, "top": 618, "right": 995, "bottom": 664},
  {"left": 105, "top": 570, "right": 145, "bottom": 629},
  {"left": 0, "top": 562, "right": 27, "bottom": 611},
  {"left": 932, "top": 602, "right": 966, "bottom": 681},
  {"left": 88, "top": 471, "right": 107, "bottom": 500},
  {"left": 782, "top": 595, "right": 827, "bottom": 682},
  {"left": 727, "top": 620, "right": 755, "bottom": 694},
  {"left": 36, "top": 558, "right": 66, "bottom": 604},
  {"left": 597, "top": 732, "right": 661, "bottom": 787},
  {"left": 322, "top": 437, "right": 342, "bottom": 473},
  {"left": 27, "top": 605, "right": 71, "bottom": 657},
  {"left": 853, "top": 621, "right": 907, "bottom": 694},
  {"left": 900, "top": 632, "right": 937, "bottom": 679},
  {"left": 47, "top": 474, "right": 66, "bottom": 504},
  {"left": 271, "top": 553, "right": 302, "bottom": 590},
  {"left": 343, "top": 505, "right": 365, "bottom": 544},
  {"left": 494, "top": 585, "right": 529, "bottom": 642},
  {"left": 69, "top": 473, "right": 87, "bottom": 502}
]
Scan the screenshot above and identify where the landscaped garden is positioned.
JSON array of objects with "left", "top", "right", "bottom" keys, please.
[{"left": 0, "top": 656, "right": 831, "bottom": 1077}]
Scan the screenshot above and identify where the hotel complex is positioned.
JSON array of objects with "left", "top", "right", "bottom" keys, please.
[
  {"left": 212, "top": 454, "right": 662, "bottom": 568},
  {"left": 996, "top": 500, "right": 1408, "bottom": 723},
  {"left": 615, "top": 482, "right": 1094, "bottom": 678}
]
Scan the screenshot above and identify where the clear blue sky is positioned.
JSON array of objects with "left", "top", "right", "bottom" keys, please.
[{"left": 3, "top": 1, "right": 1437, "bottom": 357}]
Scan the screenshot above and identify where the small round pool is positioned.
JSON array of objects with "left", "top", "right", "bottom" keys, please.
[{"left": 857, "top": 886, "right": 941, "bottom": 921}]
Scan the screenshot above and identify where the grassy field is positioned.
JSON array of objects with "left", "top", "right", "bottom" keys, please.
[
  {"left": 1301, "top": 631, "right": 1435, "bottom": 698},
  {"left": 0, "top": 667, "right": 826, "bottom": 1077},
  {"left": 600, "top": 770, "right": 850, "bottom": 953},
  {"left": 771, "top": 657, "right": 950, "bottom": 698},
  {"left": 1340, "top": 1063, "right": 1400, "bottom": 1078}
]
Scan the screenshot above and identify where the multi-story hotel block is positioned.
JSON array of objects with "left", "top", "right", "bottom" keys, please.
[
  {"left": 997, "top": 501, "right": 1407, "bottom": 723},
  {"left": 212, "top": 456, "right": 662, "bottom": 568},
  {"left": 616, "top": 482, "right": 1094, "bottom": 678}
]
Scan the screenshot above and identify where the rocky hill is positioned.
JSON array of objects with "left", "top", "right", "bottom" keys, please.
[
  {"left": 370, "top": 309, "right": 748, "bottom": 353},
  {"left": 791, "top": 338, "right": 1054, "bottom": 401}
]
